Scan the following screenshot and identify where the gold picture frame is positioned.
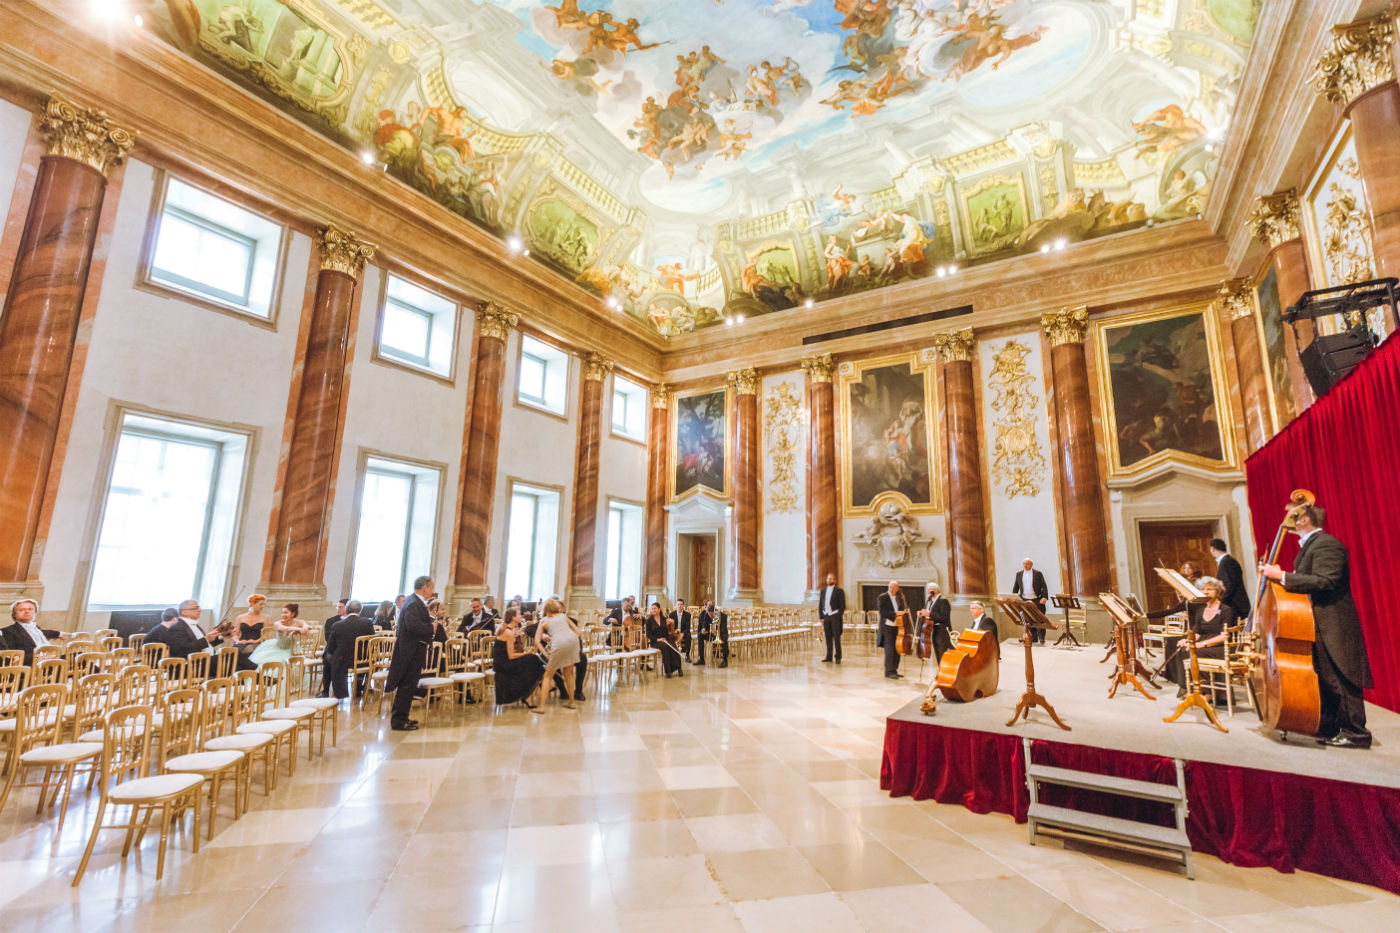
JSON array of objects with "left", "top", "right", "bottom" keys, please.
[
  {"left": 1250, "top": 259, "right": 1296, "bottom": 434},
  {"left": 1091, "top": 302, "right": 1239, "bottom": 479},
  {"left": 669, "top": 386, "right": 731, "bottom": 503},
  {"left": 837, "top": 352, "right": 941, "bottom": 516}
]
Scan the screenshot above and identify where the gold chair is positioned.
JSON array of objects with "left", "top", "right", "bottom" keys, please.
[
  {"left": 74, "top": 652, "right": 109, "bottom": 679},
  {"left": 201, "top": 677, "right": 275, "bottom": 803},
  {"left": 0, "top": 650, "right": 24, "bottom": 668},
  {"left": 364, "top": 636, "right": 396, "bottom": 713},
  {"left": 93, "top": 629, "right": 118, "bottom": 640},
  {"left": 1198, "top": 624, "right": 1251, "bottom": 717},
  {"left": 349, "top": 634, "right": 376, "bottom": 704},
  {"left": 32, "top": 645, "right": 63, "bottom": 664},
  {"left": 415, "top": 642, "right": 454, "bottom": 720},
  {"left": 188, "top": 653, "right": 212, "bottom": 681},
  {"left": 68, "top": 672, "right": 115, "bottom": 743},
  {"left": 235, "top": 662, "right": 301, "bottom": 776},
  {"left": 159, "top": 657, "right": 191, "bottom": 693},
  {"left": 160, "top": 687, "right": 244, "bottom": 840},
  {"left": 215, "top": 646, "right": 239, "bottom": 680},
  {"left": 71, "top": 705, "right": 204, "bottom": 886},
  {"left": 34, "top": 658, "right": 68, "bottom": 687},
  {"left": 261, "top": 656, "right": 318, "bottom": 760},
  {"left": 0, "top": 684, "right": 102, "bottom": 833},
  {"left": 286, "top": 655, "right": 339, "bottom": 757},
  {"left": 129, "top": 633, "right": 145, "bottom": 652},
  {"left": 100, "top": 636, "right": 123, "bottom": 653},
  {"left": 141, "top": 642, "right": 168, "bottom": 667}
]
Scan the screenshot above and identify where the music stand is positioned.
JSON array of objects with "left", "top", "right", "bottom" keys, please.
[
  {"left": 1151, "top": 569, "right": 1227, "bottom": 733},
  {"left": 996, "top": 595, "right": 1070, "bottom": 731},
  {"left": 1049, "top": 595, "right": 1082, "bottom": 647},
  {"left": 1099, "top": 593, "right": 1158, "bottom": 700}
]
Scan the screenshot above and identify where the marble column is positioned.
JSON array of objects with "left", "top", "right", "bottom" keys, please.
[
  {"left": 0, "top": 97, "right": 133, "bottom": 584},
  {"left": 1249, "top": 190, "right": 1310, "bottom": 415},
  {"left": 932, "top": 328, "right": 989, "bottom": 595},
  {"left": 567, "top": 352, "right": 612, "bottom": 605},
  {"left": 267, "top": 225, "right": 375, "bottom": 592},
  {"left": 644, "top": 384, "right": 670, "bottom": 601},
  {"left": 727, "top": 368, "right": 760, "bottom": 601},
  {"left": 802, "top": 354, "right": 838, "bottom": 593},
  {"left": 452, "top": 303, "right": 518, "bottom": 593},
  {"left": 1219, "top": 280, "right": 1273, "bottom": 453},
  {"left": 1042, "top": 308, "right": 1110, "bottom": 596},
  {"left": 1314, "top": 16, "right": 1400, "bottom": 278}
]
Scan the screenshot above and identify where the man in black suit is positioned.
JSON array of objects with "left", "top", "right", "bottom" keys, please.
[
  {"left": 1209, "top": 539, "right": 1251, "bottom": 620},
  {"left": 701, "top": 600, "right": 729, "bottom": 667},
  {"left": 919, "top": 582, "right": 954, "bottom": 662},
  {"left": 457, "top": 597, "right": 496, "bottom": 635},
  {"left": 878, "top": 580, "right": 908, "bottom": 679},
  {"left": 385, "top": 576, "right": 436, "bottom": 731},
  {"left": 2, "top": 599, "right": 61, "bottom": 664},
  {"left": 967, "top": 601, "right": 1000, "bottom": 658},
  {"left": 317, "top": 598, "right": 348, "bottom": 696},
  {"left": 1261, "top": 504, "right": 1373, "bottom": 748},
  {"left": 694, "top": 604, "right": 711, "bottom": 665},
  {"left": 324, "top": 599, "right": 376, "bottom": 700},
  {"left": 1012, "top": 558, "right": 1050, "bottom": 643},
  {"left": 605, "top": 596, "right": 636, "bottom": 649},
  {"left": 669, "top": 600, "right": 693, "bottom": 662},
  {"left": 145, "top": 599, "right": 214, "bottom": 659},
  {"left": 818, "top": 572, "right": 846, "bottom": 664}
]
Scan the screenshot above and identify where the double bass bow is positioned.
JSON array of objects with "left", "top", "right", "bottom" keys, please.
[{"left": 1250, "top": 488, "right": 1322, "bottom": 737}]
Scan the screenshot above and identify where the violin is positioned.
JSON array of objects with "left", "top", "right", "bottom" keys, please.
[{"left": 1251, "top": 488, "right": 1322, "bottom": 736}]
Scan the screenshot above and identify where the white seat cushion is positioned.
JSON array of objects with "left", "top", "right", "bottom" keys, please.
[
  {"left": 205, "top": 733, "right": 273, "bottom": 752},
  {"left": 290, "top": 697, "right": 339, "bottom": 710},
  {"left": 164, "top": 750, "right": 244, "bottom": 772},
  {"left": 238, "top": 720, "right": 296, "bottom": 736},
  {"left": 110, "top": 772, "right": 203, "bottom": 802},
  {"left": 417, "top": 677, "right": 452, "bottom": 688},
  {"left": 20, "top": 742, "right": 102, "bottom": 764},
  {"left": 450, "top": 672, "right": 485, "bottom": 683},
  {"left": 261, "top": 707, "right": 315, "bottom": 721}
]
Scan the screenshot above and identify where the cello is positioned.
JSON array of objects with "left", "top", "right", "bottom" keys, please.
[
  {"left": 893, "top": 595, "right": 914, "bottom": 656},
  {"left": 934, "top": 628, "right": 1000, "bottom": 702},
  {"left": 1251, "top": 489, "right": 1322, "bottom": 737}
]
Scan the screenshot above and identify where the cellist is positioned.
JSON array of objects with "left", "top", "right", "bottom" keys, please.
[
  {"left": 878, "top": 580, "right": 907, "bottom": 681},
  {"left": 918, "top": 582, "right": 954, "bottom": 662},
  {"left": 1260, "top": 501, "right": 1373, "bottom": 749}
]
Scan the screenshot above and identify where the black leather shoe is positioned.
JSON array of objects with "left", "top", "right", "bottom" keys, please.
[
  {"left": 573, "top": 693, "right": 585, "bottom": 701},
  {"left": 821, "top": 658, "right": 832, "bottom": 663},
  {"left": 695, "top": 661, "right": 705, "bottom": 666},
  {"left": 1323, "top": 732, "right": 1373, "bottom": 749},
  {"left": 885, "top": 672, "right": 899, "bottom": 679},
  {"left": 391, "top": 722, "right": 418, "bottom": 731},
  {"left": 893, "top": 672, "right": 905, "bottom": 679}
]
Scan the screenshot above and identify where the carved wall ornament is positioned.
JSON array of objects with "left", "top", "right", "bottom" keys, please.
[
  {"left": 727, "top": 367, "right": 759, "bottom": 395},
  {"left": 651, "top": 383, "right": 671, "bottom": 409},
  {"left": 476, "top": 301, "right": 519, "bottom": 340},
  {"left": 801, "top": 353, "right": 835, "bottom": 383},
  {"left": 582, "top": 352, "right": 614, "bottom": 382},
  {"left": 39, "top": 96, "right": 135, "bottom": 178},
  {"left": 853, "top": 498, "right": 928, "bottom": 570},
  {"left": 931, "top": 327, "right": 975, "bottom": 363},
  {"left": 316, "top": 224, "right": 376, "bottom": 279},
  {"left": 1041, "top": 306, "right": 1089, "bottom": 346},
  {"left": 987, "top": 340, "right": 1048, "bottom": 499},
  {"left": 1217, "top": 279, "right": 1256, "bottom": 323},
  {"left": 1248, "top": 190, "right": 1302, "bottom": 250},
  {"left": 1323, "top": 160, "right": 1377, "bottom": 287},
  {"left": 763, "top": 381, "right": 804, "bottom": 514},
  {"left": 1312, "top": 16, "right": 1397, "bottom": 104}
]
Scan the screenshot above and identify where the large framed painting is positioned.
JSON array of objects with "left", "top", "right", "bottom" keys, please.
[
  {"left": 838, "top": 354, "right": 939, "bottom": 514},
  {"left": 670, "top": 388, "right": 728, "bottom": 501},
  {"left": 1253, "top": 263, "right": 1297, "bottom": 430},
  {"left": 1092, "top": 304, "right": 1237, "bottom": 477}
]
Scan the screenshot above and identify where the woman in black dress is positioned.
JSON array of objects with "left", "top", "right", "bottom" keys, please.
[
  {"left": 493, "top": 609, "right": 546, "bottom": 709},
  {"left": 645, "top": 602, "right": 684, "bottom": 678},
  {"left": 1150, "top": 576, "right": 1236, "bottom": 696},
  {"left": 372, "top": 600, "right": 396, "bottom": 631}
]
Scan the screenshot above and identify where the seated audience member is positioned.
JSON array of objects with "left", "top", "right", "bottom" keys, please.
[
  {"left": 145, "top": 600, "right": 213, "bottom": 659},
  {"left": 248, "top": 603, "right": 309, "bottom": 667},
  {"left": 372, "top": 600, "right": 396, "bottom": 631},
  {"left": 324, "top": 600, "right": 376, "bottom": 699},
  {"left": 457, "top": 597, "right": 495, "bottom": 635},
  {"left": 2, "top": 598, "right": 61, "bottom": 663},
  {"left": 493, "top": 609, "right": 546, "bottom": 710}
]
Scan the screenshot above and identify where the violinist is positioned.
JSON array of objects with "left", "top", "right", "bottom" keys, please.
[
  {"left": 878, "top": 580, "right": 907, "bottom": 680},
  {"left": 919, "top": 582, "right": 953, "bottom": 662},
  {"left": 1260, "top": 503, "right": 1373, "bottom": 749}
]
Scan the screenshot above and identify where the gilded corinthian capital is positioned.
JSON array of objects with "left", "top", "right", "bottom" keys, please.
[
  {"left": 1041, "top": 307, "right": 1089, "bottom": 346},
  {"left": 316, "top": 224, "right": 376, "bottom": 280},
  {"left": 582, "top": 351, "right": 614, "bottom": 381},
  {"left": 40, "top": 96, "right": 135, "bottom": 178},
  {"left": 476, "top": 301, "right": 518, "bottom": 340},
  {"left": 1218, "top": 279, "right": 1255, "bottom": 323},
  {"left": 1248, "top": 190, "right": 1302, "bottom": 249},
  {"left": 800, "top": 353, "right": 834, "bottom": 383},
  {"left": 651, "top": 383, "right": 671, "bottom": 409},
  {"left": 1312, "top": 16, "right": 1397, "bottom": 104},
  {"left": 727, "top": 367, "right": 759, "bottom": 395},
  {"left": 931, "top": 327, "right": 975, "bottom": 363}
]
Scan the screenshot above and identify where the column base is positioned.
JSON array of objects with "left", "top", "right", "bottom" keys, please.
[
  {"left": 565, "top": 586, "right": 604, "bottom": 612},
  {"left": 724, "top": 587, "right": 761, "bottom": 606},
  {"left": 643, "top": 584, "right": 669, "bottom": 607},
  {"left": 257, "top": 583, "right": 332, "bottom": 625},
  {"left": 444, "top": 584, "right": 491, "bottom": 617}
]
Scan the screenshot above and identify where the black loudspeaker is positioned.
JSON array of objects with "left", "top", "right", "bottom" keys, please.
[
  {"left": 1300, "top": 325, "right": 1374, "bottom": 398},
  {"left": 107, "top": 610, "right": 164, "bottom": 643}
]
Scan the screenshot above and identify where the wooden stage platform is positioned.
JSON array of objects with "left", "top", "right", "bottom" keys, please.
[{"left": 880, "top": 643, "right": 1400, "bottom": 894}]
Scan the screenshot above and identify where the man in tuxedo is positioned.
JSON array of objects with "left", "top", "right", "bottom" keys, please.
[
  {"left": 878, "top": 580, "right": 908, "bottom": 679},
  {"left": 701, "top": 600, "right": 729, "bottom": 668},
  {"left": 385, "top": 576, "right": 436, "bottom": 731},
  {"left": 1261, "top": 504, "right": 1372, "bottom": 748},
  {"left": 1012, "top": 558, "right": 1049, "bottom": 643},
  {"left": 457, "top": 597, "right": 496, "bottom": 635},
  {"left": 324, "top": 599, "right": 376, "bottom": 700},
  {"left": 606, "top": 596, "right": 636, "bottom": 649},
  {"left": 818, "top": 573, "right": 846, "bottom": 664},
  {"left": 967, "top": 601, "right": 1001, "bottom": 658},
  {"left": 1209, "top": 539, "right": 1251, "bottom": 620},
  {"left": 146, "top": 599, "right": 214, "bottom": 659},
  {"left": 920, "top": 582, "right": 954, "bottom": 662},
  {"left": 317, "top": 598, "right": 348, "bottom": 696},
  {"left": 694, "top": 603, "right": 711, "bottom": 665},
  {"left": 669, "top": 600, "right": 693, "bottom": 662},
  {"left": 2, "top": 599, "right": 61, "bottom": 664}
]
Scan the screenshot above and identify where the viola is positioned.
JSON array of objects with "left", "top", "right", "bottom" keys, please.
[
  {"left": 1251, "top": 488, "right": 1322, "bottom": 736},
  {"left": 935, "top": 628, "right": 1000, "bottom": 702}
]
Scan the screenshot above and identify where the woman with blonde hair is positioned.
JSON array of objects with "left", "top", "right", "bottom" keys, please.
[{"left": 536, "top": 598, "right": 581, "bottom": 709}]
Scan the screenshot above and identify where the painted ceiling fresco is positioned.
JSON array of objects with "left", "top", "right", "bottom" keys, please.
[{"left": 145, "top": 0, "right": 1261, "bottom": 336}]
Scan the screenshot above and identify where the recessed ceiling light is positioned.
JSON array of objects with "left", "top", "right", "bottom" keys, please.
[
  {"left": 133, "top": 13, "right": 142, "bottom": 26},
  {"left": 359, "top": 151, "right": 375, "bottom": 165},
  {"left": 506, "top": 235, "right": 525, "bottom": 255},
  {"left": 803, "top": 298, "right": 814, "bottom": 309}
]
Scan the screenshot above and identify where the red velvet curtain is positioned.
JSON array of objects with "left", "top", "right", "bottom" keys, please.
[{"left": 1245, "top": 333, "right": 1400, "bottom": 713}]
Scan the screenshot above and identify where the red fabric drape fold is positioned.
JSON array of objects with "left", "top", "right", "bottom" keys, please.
[{"left": 1245, "top": 333, "right": 1400, "bottom": 712}]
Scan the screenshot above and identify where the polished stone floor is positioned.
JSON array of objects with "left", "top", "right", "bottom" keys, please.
[{"left": 2, "top": 646, "right": 1398, "bottom": 933}]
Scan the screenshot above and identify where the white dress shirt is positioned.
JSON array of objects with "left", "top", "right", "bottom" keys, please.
[
  {"left": 1283, "top": 529, "right": 1320, "bottom": 586},
  {"left": 18, "top": 621, "right": 48, "bottom": 646},
  {"left": 1020, "top": 573, "right": 1036, "bottom": 599},
  {"left": 821, "top": 586, "right": 834, "bottom": 616},
  {"left": 969, "top": 612, "right": 988, "bottom": 631}
]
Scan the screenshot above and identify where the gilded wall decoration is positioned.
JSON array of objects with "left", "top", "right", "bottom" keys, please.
[
  {"left": 838, "top": 353, "right": 939, "bottom": 515},
  {"left": 986, "top": 340, "right": 1048, "bottom": 498},
  {"left": 1303, "top": 127, "right": 1377, "bottom": 291},
  {"left": 763, "top": 382, "right": 803, "bottom": 514}
]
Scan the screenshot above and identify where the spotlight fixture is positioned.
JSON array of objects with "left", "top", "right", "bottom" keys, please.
[
  {"left": 133, "top": 13, "right": 143, "bottom": 26},
  {"left": 359, "top": 151, "right": 375, "bottom": 165},
  {"left": 736, "top": 314, "right": 745, "bottom": 324},
  {"left": 505, "top": 235, "right": 525, "bottom": 255},
  {"left": 1054, "top": 238, "right": 1067, "bottom": 252},
  {"left": 936, "top": 267, "right": 947, "bottom": 278},
  {"left": 803, "top": 298, "right": 814, "bottom": 309},
  {"left": 1040, "top": 243, "right": 1051, "bottom": 254},
  {"left": 90, "top": 0, "right": 128, "bottom": 21}
]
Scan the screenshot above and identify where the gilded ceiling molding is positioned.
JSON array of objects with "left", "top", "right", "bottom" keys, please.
[
  {"left": 39, "top": 96, "right": 135, "bottom": 178},
  {"left": 1311, "top": 15, "right": 1397, "bottom": 105},
  {"left": 316, "top": 224, "right": 376, "bottom": 280},
  {"left": 582, "top": 351, "right": 614, "bottom": 381},
  {"left": 727, "top": 368, "right": 759, "bottom": 395},
  {"left": 1248, "top": 189, "right": 1302, "bottom": 250},
  {"left": 1041, "top": 307, "right": 1089, "bottom": 346},
  {"left": 651, "top": 383, "right": 671, "bottom": 409},
  {"left": 931, "top": 327, "right": 976, "bottom": 363},
  {"left": 800, "top": 353, "right": 835, "bottom": 383},
  {"left": 1217, "top": 279, "right": 1255, "bottom": 322},
  {"left": 476, "top": 301, "right": 519, "bottom": 341}
]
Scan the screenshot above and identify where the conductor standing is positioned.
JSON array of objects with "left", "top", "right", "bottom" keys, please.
[{"left": 818, "top": 573, "right": 845, "bottom": 664}]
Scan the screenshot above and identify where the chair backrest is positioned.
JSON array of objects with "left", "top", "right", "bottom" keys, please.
[
  {"left": 117, "top": 664, "right": 159, "bottom": 707},
  {"left": 141, "top": 642, "right": 168, "bottom": 666},
  {"left": 352, "top": 634, "right": 375, "bottom": 670},
  {"left": 258, "top": 660, "right": 287, "bottom": 708},
  {"left": 109, "top": 647, "right": 135, "bottom": 670},
  {"left": 128, "top": 633, "right": 145, "bottom": 652},
  {"left": 159, "top": 657, "right": 190, "bottom": 692},
  {"left": 215, "top": 646, "right": 239, "bottom": 680},
  {"left": 370, "top": 637, "right": 395, "bottom": 669},
  {"left": 33, "top": 645, "right": 63, "bottom": 663},
  {"left": 34, "top": 657, "right": 68, "bottom": 687},
  {"left": 159, "top": 687, "right": 202, "bottom": 764},
  {"left": 99, "top": 705, "right": 154, "bottom": 794},
  {"left": 99, "top": 636, "right": 123, "bottom": 653},
  {"left": 75, "top": 652, "right": 109, "bottom": 678},
  {"left": 201, "top": 677, "right": 236, "bottom": 740},
  {"left": 12, "top": 683, "right": 67, "bottom": 754},
  {"left": 0, "top": 650, "right": 24, "bottom": 668},
  {"left": 444, "top": 638, "right": 468, "bottom": 672},
  {"left": 285, "top": 656, "right": 306, "bottom": 701},
  {"left": 231, "top": 671, "right": 261, "bottom": 724},
  {"left": 421, "top": 642, "right": 442, "bottom": 676},
  {"left": 292, "top": 630, "right": 320, "bottom": 658},
  {"left": 0, "top": 666, "right": 30, "bottom": 714},
  {"left": 73, "top": 672, "right": 116, "bottom": 739},
  {"left": 94, "top": 629, "right": 117, "bottom": 639},
  {"left": 188, "top": 652, "right": 212, "bottom": 681}
]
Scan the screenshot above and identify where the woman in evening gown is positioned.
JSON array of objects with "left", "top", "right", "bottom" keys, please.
[
  {"left": 249, "top": 603, "right": 309, "bottom": 667},
  {"left": 493, "top": 609, "right": 546, "bottom": 710},
  {"left": 645, "top": 602, "right": 683, "bottom": 677},
  {"left": 537, "top": 598, "right": 582, "bottom": 709}
]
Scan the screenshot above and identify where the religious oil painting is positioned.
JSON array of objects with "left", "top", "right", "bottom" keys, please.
[
  {"left": 841, "top": 356, "right": 937, "bottom": 513},
  {"left": 672, "top": 389, "right": 727, "bottom": 500},
  {"left": 1254, "top": 264, "right": 1297, "bottom": 429},
  {"left": 1094, "top": 306, "right": 1234, "bottom": 475}
]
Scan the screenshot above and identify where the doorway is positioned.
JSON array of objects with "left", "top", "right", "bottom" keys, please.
[
  {"left": 676, "top": 533, "right": 718, "bottom": 606},
  {"left": 1138, "top": 520, "right": 1217, "bottom": 612}
]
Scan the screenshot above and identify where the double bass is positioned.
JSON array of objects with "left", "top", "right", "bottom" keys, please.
[
  {"left": 893, "top": 596, "right": 914, "bottom": 656},
  {"left": 1251, "top": 489, "right": 1322, "bottom": 736},
  {"left": 934, "top": 628, "right": 1000, "bottom": 702}
]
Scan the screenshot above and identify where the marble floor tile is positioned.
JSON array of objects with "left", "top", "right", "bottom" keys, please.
[
  {"left": 685, "top": 812, "right": 789, "bottom": 852},
  {"left": 708, "top": 847, "right": 832, "bottom": 901},
  {"left": 731, "top": 891, "right": 865, "bottom": 933}
]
